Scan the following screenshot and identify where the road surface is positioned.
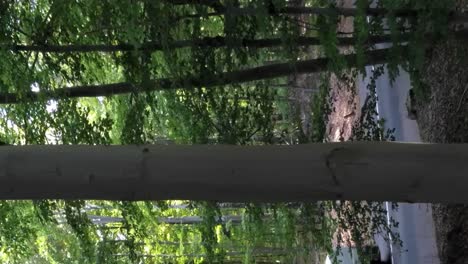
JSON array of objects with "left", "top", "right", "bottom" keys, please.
[{"left": 358, "top": 65, "right": 440, "bottom": 264}]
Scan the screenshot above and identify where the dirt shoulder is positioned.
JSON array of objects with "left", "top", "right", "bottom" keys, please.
[
  {"left": 416, "top": 37, "right": 468, "bottom": 264},
  {"left": 415, "top": 2, "right": 468, "bottom": 263},
  {"left": 288, "top": 0, "right": 360, "bottom": 142},
  {"left": 326, "top": 0, "right": 360, "bottom": 142}
]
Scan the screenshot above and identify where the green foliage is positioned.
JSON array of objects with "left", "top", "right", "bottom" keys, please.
[
  {"left": 54, "top": 100, "right": 113, "bottom": 145},
  {"left": 0, "top": 0, "right": 456, "bottom": 263},
  {"left": 64, "top": 200, "right": 97, "bottom": 263},
  {"left": 33, "top": 200, "right": 58, "bottom": 224},
  {"left": 351, "top": 66, "right": 395, "bottom": 142},
  {"left": 317, "top": 12, "right": 345, "bottom": 72},
  {"left": 354, "top": 0, "right": 371, "bottom": 76},
  {"left": 197, "top": 202, "right": 226, "bottom": 263},
  {"left": 0, "top": 201, "right": 40, "bottom": 261},
  {"left": 310, "top": 73, "right": 332, "bottom": 142},
  {"left": 377, "top": 0, "right": 454, "bottom": 98},
  {"left": 117, "top": 201, "right": 148, "bottom": 263}
]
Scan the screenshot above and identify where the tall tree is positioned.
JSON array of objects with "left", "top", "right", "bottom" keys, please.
[
  {"left": 0, "top": 48, "right": 392, "bottom": 104},
  {"left": 169, "top": 1, "right": 428, "bottom": 18},
  {"left": 3, "top": 34, "right": 402, "bottom": 53},
  {"left": 1, "top": 142, "right": 466, "bottom": 203},
  {"left": 0, "top": 0, "right": 458, "bottom": 262}
]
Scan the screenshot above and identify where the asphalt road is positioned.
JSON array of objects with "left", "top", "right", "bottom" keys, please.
[{"left": 358, "top": 65, "right": 440, "bottom": 264}]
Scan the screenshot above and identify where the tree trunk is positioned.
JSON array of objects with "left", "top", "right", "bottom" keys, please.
[
  {"left": 85, "top": 202, "right": 246, "bottom": 211},
  {"left": 111, "top": 249, "right": 288, "bottom": 258},
  {"left": 87, "top": 215, "right": 243, "bottom": 225},
  {"left": 1, "top": 142, "right": 468, "bottom": 203},
  {"left": 169, "top": 1, "right": 418, "bottom": 18},
  {"left": 169, "top": 0, "right": 224, "bottom": 12},
  {"left": 174, "top": 4, "right": 468, "bottom": 24},
  {"left": 6, "top": 35, "right": 397, "bottom": 53},
  {"left": 224, "top": 6, "right": 419, "bottom": 18},
  {"left": 0, "top": 48, "right": 392, "bottom": 104}
]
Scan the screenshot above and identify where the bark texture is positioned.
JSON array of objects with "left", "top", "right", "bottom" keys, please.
[{"left": 0, "top": 142, "right": 467, "bottom": 202}]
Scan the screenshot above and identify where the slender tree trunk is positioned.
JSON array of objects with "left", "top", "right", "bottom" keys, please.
[
  {"left": 173, "top": 3, "right": 468, "bottom": 24},
  {"left": 85, "top": 202, "right": 246, "bottom": 211},
  {"left": 111, "top": 249, "right": 288, "bottom": 258},
  {"left": 6, "top": 35, "right": 397, "bottom": 53},
  {"left": 1, "top": 142, "right": 468, "bottom": 203},
  {"left": 169, "top": 1, "right": 418, "bottom": 18},
  {"left": 170, "top": 0, "right": 224, "bottom": 12},
  {"left": 87, "top": 215, "right": 243, "bottom": 225},
  {"left": 164, "top": 202, "right": 246, "bottom": 209},
  {"left": 0, "top": 48, "right": 392, "bottom": 104},
  {"left": 224, "top": 6, "right": 419, "bottom": 17},
  {"left": 103, "top": 239, "right": 181, "bottom": 246}
]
